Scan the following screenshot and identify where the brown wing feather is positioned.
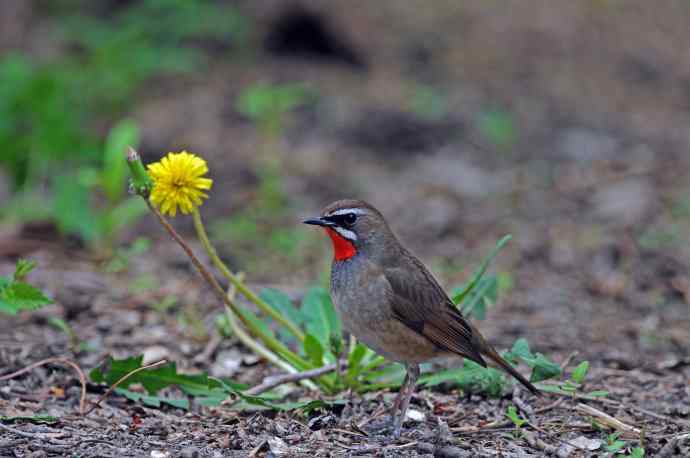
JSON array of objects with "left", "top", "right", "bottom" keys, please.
[
  {"left": 384, "top": 252, "right": 541, "bottom": 396},
  {"left": 384, "top": 262, "right": 487, "bottom": 367}
]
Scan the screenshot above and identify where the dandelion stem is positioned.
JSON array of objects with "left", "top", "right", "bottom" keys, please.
[
  {"left": 191, "top": 208, "right": 305, "bottom": 342},
  {"left": 142, "top": 199, "right": 314, "bottom": 380}
]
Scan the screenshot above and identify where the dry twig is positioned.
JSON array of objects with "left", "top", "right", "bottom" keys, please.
[
  {"left": 0, "top": 357, "right": 87, "bottom": 414},
  {"left": 575, "top": 403, "right": 641, "bottom": 435},
  {"left": 245, "top": 362, "right": 346, "bottom": 396}
]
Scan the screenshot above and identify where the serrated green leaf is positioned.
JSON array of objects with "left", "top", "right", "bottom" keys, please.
[
  {"left": 114, "top": 388, "right": 189, "bottom": 409},
  {"left": 505, "top": 338, "right": 531, "bottom": 362},
  {"left": 571, "top": 361, "right": 589, "bottom": 385},
  {"left": 528, "top": 353, "right": 562, "bottom": 382},
  {"left": 90, "top": 355, "right": 219, "bottom": 395},
  {"left": 0, "top": 281, "right": 53, "bottom": 315},
  {"left": 0, "top": 414, "right": 58, "bottom": 424}
]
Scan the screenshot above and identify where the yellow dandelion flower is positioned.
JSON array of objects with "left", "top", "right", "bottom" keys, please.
[{"left": 147, "top": 151, "right": 213, "bottom": 217}]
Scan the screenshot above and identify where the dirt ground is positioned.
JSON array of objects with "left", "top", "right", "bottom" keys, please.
[{"left": 2, "top": 1, "right": 690, "bottom": 457}]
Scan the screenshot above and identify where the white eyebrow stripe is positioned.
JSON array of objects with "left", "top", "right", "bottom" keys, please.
[
  {"left": 333, "top": 226, "right": 357, "bottom": 241},
  {"left": 327, "top": 208, "right": 367, "bottom": 217}
]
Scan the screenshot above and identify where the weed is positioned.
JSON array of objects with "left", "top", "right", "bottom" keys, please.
[{"left": 0, "top": 259, "right": 53, "bottom": 315}]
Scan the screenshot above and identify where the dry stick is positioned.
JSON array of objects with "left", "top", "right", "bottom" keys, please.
[
  {"left": 84, "top": 359, "right": 168, "bottom": 416},
  {"left": 575, "top": 403, "right": 641, "bottom": 435},
  {"left": 0, "top": 422, "right": 68, "bottom": 446},
  {"left": 144, "top": 199, "right": 314, "bottom": 388},
  {"left": 0, "top": 357, "right": 87, "bottom": 415},
  {"left": 246, "top": 362, "right": 346, "bottom": 396}
]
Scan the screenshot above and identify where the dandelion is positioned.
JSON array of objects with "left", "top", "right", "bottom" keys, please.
[{"left": 147, "top": 151, "right": 213, "bottom": 217}]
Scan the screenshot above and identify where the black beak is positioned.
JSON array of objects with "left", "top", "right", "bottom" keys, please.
[{"left": 303, "top": 217, "right": 333, "bottom": 227}]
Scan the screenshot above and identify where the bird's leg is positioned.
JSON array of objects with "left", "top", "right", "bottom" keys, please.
[
  {"left": 392, "top": 363, "right": 420, "bottom": 438},
  {"left": 391, "top": 368, "right": 409, "bottom": 418}
]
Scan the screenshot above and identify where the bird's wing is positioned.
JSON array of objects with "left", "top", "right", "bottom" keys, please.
[{"left": 383, "top": 261, "right": 487, "bottom": 367}]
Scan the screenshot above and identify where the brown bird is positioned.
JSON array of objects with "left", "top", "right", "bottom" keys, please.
[{"left": 304, "top": 199, "right": 540, "bottom": 437}]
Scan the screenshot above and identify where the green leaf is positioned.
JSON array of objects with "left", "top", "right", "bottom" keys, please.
[
  {"left": 0, "top": 281, "right": 53, "bottom": 315},
  {"left": 102, "top": 119, "right": 139, "bottom": 203},
  {"left": 503, "top": 338, "right": 561, "bottom": 383},
  {"left": 0, "top": 414, "right": 58, "bottom": 424},
  {"left": 90, "top": 355, "right": 219, "bottom": 395},
  {"left": 504, "top": 338, "right": 531, "bottom": 363},
  {"left": 478, "top": 109, "right": 517, "bottom": 150},
  {"left": 527, "top": 353, "right": 562, "bottom": 383},
  {"left": 303, "top": 333, "right": 325, "bottom": 366},
  {"left": 587, "top": 390, "right": 609, "bottom": 398},
  {"left": 102, "top": 197, "right": 147, "bottom": 239},
  {"left": 505, "top": 405, "right": 527, "bottom": 427},
  {"left": 260, "top": 288, "right": 304, "bottom": 342},
  {"left": 419, "top": 368, "right": 466, "bottom": 387},
  {"left": 570, "top": 361, "right": 589, "bottom": 385},
  {"left": 115, "top": 388, "right": 189, "bottom": 409},
  {"left": 419, "top": 360, "right": 508, "bottom": 397},
  {"left": 346, "top": 342, "right": 368, "bottom": 381},
  {"left": 53, "top": 173, "right": 97, "bottom": 242},
  {"left": 13, "top": 259, "right": 37, "bottom": 282},
  {"left": 459, "top": 275, "right": 498, "bottom": 320},
  {"left": 452, "top": 235, "right": 511, "bottom": 306},
  {"left": 301, "top": 287, "right": 340, "bottom": 346},
  {"left": 630, "top": 447, "right": 645, "bottom": 458}
]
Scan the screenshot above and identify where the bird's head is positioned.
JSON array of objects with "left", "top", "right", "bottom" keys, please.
[{"left": 303, "top": 199, "right": 394, "bottom": 261}]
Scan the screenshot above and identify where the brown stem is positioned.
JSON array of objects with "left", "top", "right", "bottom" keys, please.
[{"left": 0, "top": 357, "right": 87, "bottom": 415}]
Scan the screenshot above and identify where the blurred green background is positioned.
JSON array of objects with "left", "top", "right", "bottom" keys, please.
[{"left": 2, "top": 0, "right": 690, "bottom": 297}]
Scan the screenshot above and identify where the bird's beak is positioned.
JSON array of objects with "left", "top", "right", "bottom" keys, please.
[{"left": 303, "top": 216, "right": 333, "bottom": 227}]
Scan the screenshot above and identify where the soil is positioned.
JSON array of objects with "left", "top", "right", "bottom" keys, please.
[{"left": 2, "top": 1, "right": 690, "bottom": 457}]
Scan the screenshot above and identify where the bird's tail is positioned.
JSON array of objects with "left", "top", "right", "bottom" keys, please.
[{"left": 481, "top": 344, "right": 541, "bottom": 396}]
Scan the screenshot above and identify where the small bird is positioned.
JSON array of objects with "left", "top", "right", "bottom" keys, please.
[{"left": 304, "top": 199, "right": 540, "bottom": 437}]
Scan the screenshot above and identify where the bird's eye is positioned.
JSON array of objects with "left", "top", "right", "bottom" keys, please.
[{"left": 343, "top": 212, "right": 357, "bottom": 226}]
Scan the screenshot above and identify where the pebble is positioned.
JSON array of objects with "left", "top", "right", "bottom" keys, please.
[
  {"left": 592, "top": 178, "right": 654, "bottom": 226},
  {"left": 142, "top": 345, "right": 170, "bottom": 365},
  {"left": 150, "top": 451, "right": 170, "bottom": 458},
  {"left": 405, "top": 408, "right": 426, "bottom": 422},
  {"left": 179, "top": 446, "right": 201, "bottom": 458},
  {"left": 210, "top": 349, "right": 243, "bottom": 377},
  {"left": 558, "top": 128, "right": 618, "bottom": 161}
]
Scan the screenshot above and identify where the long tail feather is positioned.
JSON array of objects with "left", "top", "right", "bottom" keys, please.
[{"left": 482, "top": 346, "right": 541, "bottom": 396}]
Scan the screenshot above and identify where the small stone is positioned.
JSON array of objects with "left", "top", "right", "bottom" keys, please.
[
  {"left": 150, "top": 451, "right": 170, "bottom": 458},
  {"left": 142, "top": 345, "right": 170, "bottom": 365},
  {"left": 592, "top": 178, "right": 654, "bottom": 226},
  {"left": 179, "top": 446, "right": 201, "bottom": 458},
  {"left": 558, "top": 128, "right": 618, "bottom": 161},
  {"left": 405, "top": 408, "right": 425, "bottom": 422},
  {"left": 268, "top": 437, "right": 291, "bottom": 457},
  {"left": 210, "top": 349, "right": 243, "bottom": 377},
  {"left": 570, "top": 436, "right": 602, "bottom": 451}
]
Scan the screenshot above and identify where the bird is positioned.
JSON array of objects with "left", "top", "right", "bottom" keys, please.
[{"left": 304, "top": 199, "right": 540, "bottom": 437}]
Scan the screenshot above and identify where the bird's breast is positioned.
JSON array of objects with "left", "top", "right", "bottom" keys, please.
[{"left": 329, "top": 258, "right": 440, "bottom": 364}]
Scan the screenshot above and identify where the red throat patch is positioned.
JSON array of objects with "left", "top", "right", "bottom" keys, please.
[{"left": 325, "top": 228, "right": 357, "bottom": 261}]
